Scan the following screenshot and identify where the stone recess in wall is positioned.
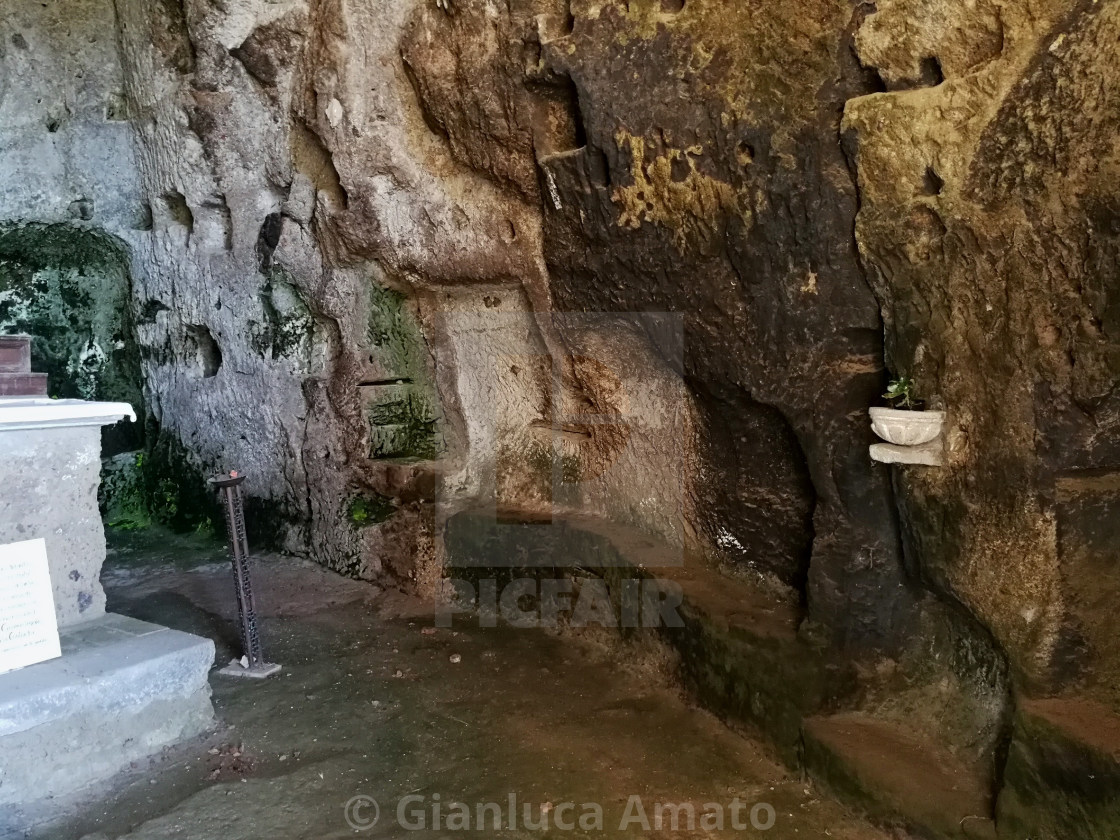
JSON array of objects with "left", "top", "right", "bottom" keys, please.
[
  {"left": 0, "top": 223, "right": 143, "bottom": 452},
  {"left": 361, "top": 283, "right": 445, "bottom": 462},
  {"left": 533, "top": 0, "right": 911, "bottom": 647}
]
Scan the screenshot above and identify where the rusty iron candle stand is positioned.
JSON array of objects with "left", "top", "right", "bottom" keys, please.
[{"left": 210, "top": 471, "right": 281, "bottom": 679}]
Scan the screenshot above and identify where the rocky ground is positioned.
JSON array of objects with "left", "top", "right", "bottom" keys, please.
[{"left": 32, "top": 529, "right": 895, "bottom": 840}]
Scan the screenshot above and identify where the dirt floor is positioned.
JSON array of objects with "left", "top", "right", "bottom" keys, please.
[{"left": 36, "top": 529, "right": 896, "bottom": 840}]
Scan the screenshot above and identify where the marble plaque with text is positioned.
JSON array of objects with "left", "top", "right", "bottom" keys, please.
[{"left": 0, "top": 538, "right": 61, "bottom": 674}]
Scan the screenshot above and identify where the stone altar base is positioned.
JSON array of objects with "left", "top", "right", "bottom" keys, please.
[
  {"left": 0, "top": 385, "right": 219, "bottom": 832},
  {"left": 0, "top": 614, "right": 214, "bottom": 835},
  {"left": 0, "top": 415, "right": 119, "bottom": 627}
]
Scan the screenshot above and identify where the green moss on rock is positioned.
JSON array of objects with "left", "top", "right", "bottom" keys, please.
[
  {"left": 250, "top": 265, "right": 320, "bottom": 368},
  {"left": 0, "top": 222, "right": 142, "bottom": 452},
  {"left": 368, "top": 283, "right": 427, "bottom": 376},
  {"left": 367, "top": 385, "right": 442, "bottom": 460},
  {"left": 364, "top": 282, "right": 445, "bottom": 461},
  {"left": 99, "top": 430, "right": 220, "bottom": 536},
  {"left": 99, "top": 451, "right": 151, "bottom": 531},
  {"left": 140, "top": 421, "right": 219, "bottom": 533},
  {"left": 348, "top": 493, "right": 397, "bottom": 526}
]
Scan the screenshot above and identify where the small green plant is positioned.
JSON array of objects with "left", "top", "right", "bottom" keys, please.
[
  {"left": 883, "top": 376, "right": 923, "bottom": 410},
  {"left": 153, "top": 478, "right": 180, "bottom": 520},
  {"left": 102, "top": 451, "right": 151, "bottom": 531},
  {"left": 347, "top": 494, "right": 396, "bottom": 526},
  {"left": 107, "top": 515, "right": 147, "bottom": 532}
]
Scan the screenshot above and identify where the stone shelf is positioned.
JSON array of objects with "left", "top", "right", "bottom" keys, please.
[
  {"left": 997, "top": 696, "right": 1120, "bottom": 837},
  {"left": 870, "top": 440, "right": 943, "bottom": 466},
  {"left": 803, "top": 712, "right": 994, "bottom": 839}
]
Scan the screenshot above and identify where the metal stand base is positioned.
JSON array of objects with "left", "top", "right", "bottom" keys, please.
[
  {"left": 209, "top": 471, "right": 281, "bottom": 683},
  {"left": 217, "top": 659, "right": 282, "bottom": 679}
]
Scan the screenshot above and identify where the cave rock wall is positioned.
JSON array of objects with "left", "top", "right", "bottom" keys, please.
[{"left": 2, "top": 1, "right": 1119, "bottom": 804}]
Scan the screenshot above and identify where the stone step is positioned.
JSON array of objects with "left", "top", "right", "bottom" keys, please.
[
  {"left": 0, "top": 371, "right": 48, "bottom": 396},
  {"left": 0, "top": 613, "right": 215, "bottom": 834},
  {"left": 443, "top": 511, "right": 1004, "bottom": 834},
  {"left": 0, "top": 334, "right": 32, "bottom": 374},
  {"left": 444, "top": 509, "right": 825, "bottom": 765},
  {"left": 803, "top": 713, "right": 996, "bottom": 839},
  {"left": 996, "top": 697, "right": 1120, "bottom": 839}
]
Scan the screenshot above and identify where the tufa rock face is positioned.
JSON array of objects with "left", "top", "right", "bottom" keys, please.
[
  {"left": 523, "top": 0, "right": 913, "bottom": 648},
  {"left": 846, "top": 0, "right": 1120, "bottom": 697},
  {"left": 3, "top": 0, "right": 1120, "bottom": 830}
]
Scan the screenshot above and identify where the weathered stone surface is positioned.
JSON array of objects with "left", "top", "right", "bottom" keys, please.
[
  {"left": 0, "top": 427, "right": 108, "bottom": 627},
  {"left": 512, "top": 0, "right": 915, "bottom": 648},
  {"left": 2, "top": 0, "right": 900, "bottom": 635},
  {"left": 804, "top": 712, "right": 995, "bottom": 840},
  {"left": 996, "top": 698, "right": 1120, "bottom": 840},
  {"left": 0, "top": 613, "right": 214, "bottom": 833},
  {"left": 3, "top": 0, "right": 1120, "bottom": 834},
  {"left": 845, "top": 0, "right": 1120, "bottom": 699},
  {"left": 0, "top": 0, "right": 143, "bottom": 227}
]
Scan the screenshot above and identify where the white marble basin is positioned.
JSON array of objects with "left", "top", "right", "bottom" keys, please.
[{"left": 868, "top": 407, "right": 945, "bottom": 446}]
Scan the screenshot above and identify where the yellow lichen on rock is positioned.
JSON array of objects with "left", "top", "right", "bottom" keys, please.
[{"left": 611, "top": 131, "right": 749, "bottom": 246}]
